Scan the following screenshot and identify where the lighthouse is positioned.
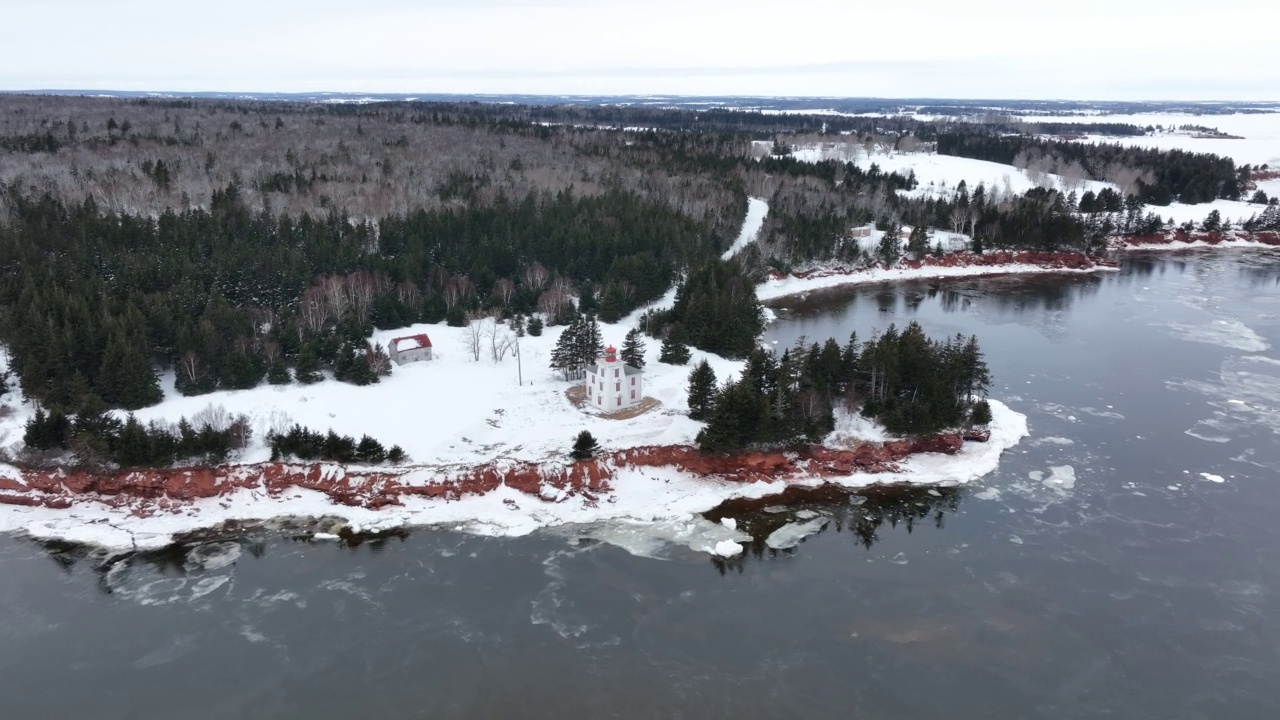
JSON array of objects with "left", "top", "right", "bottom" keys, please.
[{"left": 584, "top": 344, "right": 644, "bottom": 413}]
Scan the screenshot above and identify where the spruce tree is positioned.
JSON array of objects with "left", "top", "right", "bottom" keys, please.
[
  {"left": 527, "top": 316, "right": 544, "bottom": 336},
  {"left": 659, "top": 326, "right": 691, "bottom": 365},
  {"left": 580, "top": 315, "right": 604, "bottom": 370},
  {"left": 686, "top": 360, "right": 717, "bottom": 420},
  {"left": 355, "top": 434, "right": 387, "bottom": 463},
  {"left": 570, "top": 430, "right": 601, "bottom": 461},
  {"left": 267, "top": 362, "right": 291, "bottom": 385},
  {"left": 620, "top": 328, "right": 646, "bottom": 368},
  {"left": 296, "top": 345, "right": 322, "bottom": 384},
  {"left": 549, "top": 315, "right": 581, "bottom": 380},
  {"left": 970, "top": 400, "right": 993, "bottom": 425},
  {"left": 598, "top": 283, "right": 629, "bottom": 322}
]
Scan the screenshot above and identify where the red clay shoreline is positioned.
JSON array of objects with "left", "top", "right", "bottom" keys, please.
[{"left": 0, "top": 431, "right": 988, "bottom": 517}]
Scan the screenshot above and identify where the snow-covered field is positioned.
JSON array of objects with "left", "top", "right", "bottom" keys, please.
[
  {"left": 763, "top": 111, "right": 1280, "bottom": 226},
  {"left": 0, "top": 195, "right": 1037, "bottom": 554},
  {"left": 1020, "top": 112, "right": 1280, "bottom": 168},
  {"left": 758, "top": 141, "right": 1115, "bottom": 200}
]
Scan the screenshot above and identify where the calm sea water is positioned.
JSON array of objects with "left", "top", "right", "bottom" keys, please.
[{"left": 2, "top": 250, "right": 1278, "bottom": 719}]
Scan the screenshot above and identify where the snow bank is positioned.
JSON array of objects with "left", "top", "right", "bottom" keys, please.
[{"left": 757, "top": 262, "right": 1115, "bottom": 302}]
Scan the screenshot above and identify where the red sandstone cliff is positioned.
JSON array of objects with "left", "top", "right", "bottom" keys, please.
[{"left": 0, "top": 431, "right": 987, "bottom": 515}]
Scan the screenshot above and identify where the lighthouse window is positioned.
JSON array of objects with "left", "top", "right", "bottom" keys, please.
[{"left": 614, "top": 369, "right": 620, "bottom": 378}]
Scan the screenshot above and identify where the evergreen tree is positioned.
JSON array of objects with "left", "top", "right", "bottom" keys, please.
[
  {"left": 387, "top": 445, "right": 407, "bottom": 463},
  {"left": 659, "top": 325, "right": 692, "bottom": 365},
  {"left": 906, "top": 225, "right": 930, "bottom": 256},
  {"left": 877, "top": 232, "right": 901, "bottom": 266},
  {"left": 598, "top": 283, "right": 629, "bottom": 322},
  {"left": 970, "top": 400, "right": 993, "bottom": 425},
  {"left": 355, "top": 434, "right": 387, "bottom": 464},
  {"left": 527, "top": 316, "right": 544, "bottom": 336},
  {"left": 686, "top": 360, "right": 717, "bottom": 420},
  {"left": 620, "top": 328, "right": 646, "bottom": 368},
  {"left": 570, "top": 430, "right": 601, "bottom": 461},
  {"left": 296, "top": 345, "right": 322, "bottom": 384},
  {"left": 267, "top": 362, "right": 291, "bottom": 385}
]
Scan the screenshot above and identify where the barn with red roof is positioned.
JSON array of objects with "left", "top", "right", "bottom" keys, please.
[{"left": 389, "top": 334, "right": 433, "bottom": 364}]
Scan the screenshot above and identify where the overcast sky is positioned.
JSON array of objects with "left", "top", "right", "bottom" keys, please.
[{"left": 3, "top": 0, "right": 1277, "bottom": 100}]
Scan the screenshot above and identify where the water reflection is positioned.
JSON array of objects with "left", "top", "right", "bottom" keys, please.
[
  {"left": 704, "top": 484, "right": 963, "bottom": 574},
  {"left": 769, "top": 273, "right": 1106, "bottom": 327},
  {"left": 29, "top": 517, "right": 412, "bottom": 598}
]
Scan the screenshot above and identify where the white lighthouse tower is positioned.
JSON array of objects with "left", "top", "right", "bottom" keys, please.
[{"left": 584, "top": 345, "right": 644, "bottom": 413}]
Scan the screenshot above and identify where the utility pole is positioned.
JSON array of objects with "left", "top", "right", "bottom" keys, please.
[{"left": 515, "top": 335, "right": 523, "bottom": 386}]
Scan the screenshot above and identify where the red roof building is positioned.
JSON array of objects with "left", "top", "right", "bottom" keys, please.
[{"left": 389, "top": 334, "right": 433, "bottom": 364}]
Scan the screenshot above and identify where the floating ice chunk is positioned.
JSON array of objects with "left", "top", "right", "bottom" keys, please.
[
  {"left": 713, "top": 540, "right": 743, "bottom": 557},
  {"left": 719, "top": 517, "right": 737, "bottom": 531},
  {"left": 1009, "top": 535, "right": 1024, "bottom": 545},
  {"left": 1199, "top": 473, "right": 1226, "bottom": 483},
  {"left": 794, "top": 509, "right": 819, "bottom": 520},
  {"left": 763, "top": 505, "right": 789, "bottom": 514},
  {"left": 313, "top": 532, "right": 340, "bottom": 541},
  {"left": 1161, "top": 319, "right": 1270, "bottom": 352},
  {"left": 974, "top": 487, "right": 1001, "bottom": 501},
  {"left": 183, "top": 542, "right": 242, "bottom": 572},
  {"left": 1044, "top": 465, "right": 1076, "bottom": 490},
  {"left": 765, "top": 518, "right": 828, "bottom": 550}
]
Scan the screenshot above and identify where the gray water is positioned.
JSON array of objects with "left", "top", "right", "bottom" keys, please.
[{"left": 2, "top": 250, "right": 1279, "bottom": 719}]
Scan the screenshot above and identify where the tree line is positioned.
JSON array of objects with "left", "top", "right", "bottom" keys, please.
[
  {"left": 0, "top": 185, "right": 725, "bottom": 414},
  {"left": 689, "top": 322, "right": 992, "bottom": 452},
  {"left": 936, "top": 131, "right": 1240, "bottom": 204}
]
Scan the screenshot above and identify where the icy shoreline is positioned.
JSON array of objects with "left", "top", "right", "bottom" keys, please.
[
  {"left": 758, "top": 256, "right": 1116, "bottom": 302},
  {"left": 0, "top": 401, "right": 1028, "bottom": 552}
]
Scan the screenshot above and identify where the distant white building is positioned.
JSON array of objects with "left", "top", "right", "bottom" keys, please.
[
  {"left": 389, "top": 334, "right": 433, "bottom": 364},
  {"left": 585, "top": 345, "right": 643, "bottom": 413}
]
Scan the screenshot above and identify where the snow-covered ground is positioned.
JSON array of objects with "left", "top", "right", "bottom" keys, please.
[
  {"left": 0, "top": 399, "right": 1027, "bottom": 552},
  {"left": 758, "top": 141, "right": 1116, "bottom": 200},
  {"left": 721, "top": 197, "right": 769, "bottom": 260},
  {"left": 1019, "top": 112, "right": 1280, "bottom": 168},
  {"left": 0, "top": 194, "right": 1035, "bottom": 554},
  {"left": 756, "top": 262, "right": 1117, "bottom": 302},
  {"left": 763, "top": 110, "right": 1280, "bottom": 226}
]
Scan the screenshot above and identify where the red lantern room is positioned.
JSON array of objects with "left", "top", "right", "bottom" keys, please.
[{"left": 603, "top": 345, "right": 618, "bottom": 363}]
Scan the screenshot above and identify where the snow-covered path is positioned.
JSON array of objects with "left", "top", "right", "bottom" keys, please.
[{"left": 721, "top": 197, "right": 769, "bottom": 260}]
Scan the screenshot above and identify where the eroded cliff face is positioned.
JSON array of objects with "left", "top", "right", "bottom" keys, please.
[{"left": 0, "top": 431, "right": 985, "bottom": 515}]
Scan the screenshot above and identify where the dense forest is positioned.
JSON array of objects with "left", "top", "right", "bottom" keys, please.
[
  {"left": 0, "top": 94, "right": 1266, "bottom": 441},
  {"left": 691, "top": 323, "right": 992, "bottom": 452},
  {"left": 0, "top": 186, "right": 734, "bottom": 414}
]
